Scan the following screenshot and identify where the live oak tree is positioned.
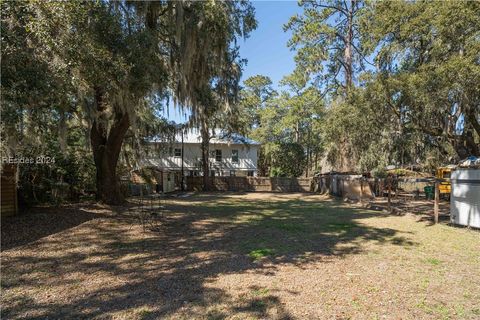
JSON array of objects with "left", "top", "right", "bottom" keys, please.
[
  {"left": 129, "top": 1, "right": 255, "bottom": 199},
  {"left": 364, "top": 0, "right": 480, "bottom": 159},
  {"left": 20, "top": 1, "right": 170, "bottom": 204},
  {"left": 287, "top": 0, "right": 479, "bottom": 173},
  {"left": 1, "top": 2, "right": 98, "bottom": 203},
  {"left": 2, "top": 1, "right": 256, "bottom": 203},
  {"left": 174, "top": 2, "right": 256, "bottom": 191},
  {"left": 193, "top": 86, "right": 247, "bottom": 191}
]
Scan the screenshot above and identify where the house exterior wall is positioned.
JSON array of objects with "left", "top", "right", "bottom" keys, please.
[
  {"left": 162, "top": 171, "right": 176, "bottom": 193},
  {"left": 143, "top": 142, "right": 259, "bottom": 176}
]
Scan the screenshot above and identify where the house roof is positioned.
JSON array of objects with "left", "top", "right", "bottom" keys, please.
[{"left": 148, "top": 129, "right": 260, "bottom": 145}]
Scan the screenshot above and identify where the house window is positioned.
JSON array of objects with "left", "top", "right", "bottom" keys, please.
[
  {"left": 174, "top": 148, "right": 182, "bottom": 157},
  {"left": 247, "top": 170, "right": 254, "bottom": 177},
  {"left": 215, "top": 149, "right": 222, "bottom": 162},
  {"left": 232, "top": 149, "right": 239, "bottom": 163},
  {"left": 230, "top": 170, "right": 236, "bottom": 177}
]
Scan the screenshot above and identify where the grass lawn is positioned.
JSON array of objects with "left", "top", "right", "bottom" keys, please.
[{"left": 1, "top": 193, "right": 479, "bottom": 319}]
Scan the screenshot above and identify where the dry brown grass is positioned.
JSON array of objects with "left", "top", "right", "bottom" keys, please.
[{"left": 1, "top": 192, "right": 479, "bottom": 319}]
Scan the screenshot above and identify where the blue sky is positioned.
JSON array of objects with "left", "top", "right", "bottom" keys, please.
[
  {"left": 239, "top": 1, "right": 301, "bottom": 89},
  {"left": 165, "top": 1, "right": 301, "bottom": 123}
]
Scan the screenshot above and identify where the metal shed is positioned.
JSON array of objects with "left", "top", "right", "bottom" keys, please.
[{"left": 450, "top": 168, "right": 480, "bottom": 228}]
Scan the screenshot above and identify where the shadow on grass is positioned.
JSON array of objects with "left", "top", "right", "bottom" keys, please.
[
  {"left": 2, "top": 192, "right": 417, "bottom": 319},
  {"left": 1, "top": 202, "right": 135, "bottom": 252}
]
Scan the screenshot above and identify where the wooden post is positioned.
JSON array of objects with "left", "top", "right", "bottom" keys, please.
[
  {"left": 360, "top": 178, "right": 364, "bottom": 204},
  {"left": 434, "top": 180, "right": 440, "bottom": 224},
  {"left": 394, "top": 176, "right": 399, "bottom": 199},
  {"left": 387, "top": 178, "right": 392, "bottom": 212}
]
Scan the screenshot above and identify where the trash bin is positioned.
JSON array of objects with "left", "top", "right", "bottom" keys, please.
[{"left": 424, "top": 186, "right": 434, "bottom": 200}]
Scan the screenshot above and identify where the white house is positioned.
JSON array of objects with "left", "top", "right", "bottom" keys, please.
[{"left": 140, "top": 129, "right": 260, "bottom": 192}]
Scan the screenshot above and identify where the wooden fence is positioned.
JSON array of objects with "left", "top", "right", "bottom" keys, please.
[
  {"left": 186, "top": 176, "right": 313, "bottom": 192},
  {"left": 312, "top": 174, "right": 437, "bottom": 201},
  {"left": 312, "top": 174, "right": 375, "bottom": 200},
  {"left": 186, "top": 174, "right": 434, "bottom": 200}
]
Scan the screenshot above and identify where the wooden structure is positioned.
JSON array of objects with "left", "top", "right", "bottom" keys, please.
[
  {"left": 434, "top": 180, "right": 439, "bottom": 224},
  {"left": 1, "top": 164, "right": 18, "bottom": 216},
  {"left": 313, "top": 174, "right": 374, "bottom": 201},
  {"left": 186, "top": 176, "right": 312, "bottom": 192}
]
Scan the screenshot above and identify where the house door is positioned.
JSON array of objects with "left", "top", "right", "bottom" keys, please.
[
  {"left": 174, "top": 172, "right": 182, "bottom": 190},
  {"left": 154, "top": 171, "right": 163, "bottom": 193}
]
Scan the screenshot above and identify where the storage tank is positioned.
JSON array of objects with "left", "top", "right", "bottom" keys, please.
[{"left": 450, "top": 168, "right": 480, "bottom": 228}]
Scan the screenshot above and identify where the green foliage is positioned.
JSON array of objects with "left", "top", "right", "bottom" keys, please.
[
  {"left": 285, "top": 0, "right": 367, "bottom": 93},
  {"left": 425, "top": 258, "right": 441, "bottom": 266},
  {"left": 4, "top": 0, "right": 478, "bottom": 199},
  {"left": 2, "top": 1, "right": 257, "bottom": 202},
  {"left": 283, "top": 1, "right": 371, "bottom": 172},
  {"left": 267, "top": 142, "right": 306, "bottom": 177},
  {"left": 286, "top": 0, "right": 480, "bottom": 172},
  {"left": 17, "top": 126, "right": 96, "bottom": 205},
  {"left": 371, "top": 167, "right": 387, "bottom": 179},
  {"left": 248, "top": 248, "right": 274, "bottom": 260},
  {"left": 362, "top": 0, "right": 480, "bottom": 159},
  {"left": 239, "top": 73, "right": 324, "bottom": 177},
  {"left": 239, "top": 75, "right": 277, "bottom": 130}
]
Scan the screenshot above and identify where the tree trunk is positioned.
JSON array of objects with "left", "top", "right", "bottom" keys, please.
[
  {"left": 455, "top": 130, "right": 480, "bottom": 158},
  {"left": 466, "top": 107, "right": 480, "bottom": 138},
  {"left": 200, "top": 121, "right": 211, "bottom": 191},
  {"left": 295, "top": 121, "right": 300, "bottom": 143},
  {"left": 344, "top": 0, "right": 354, "bottom": 90},
  {"left": 465, "top": 130, "right": 479, "bottom": 157},
  {"left": 91, "top": 87, "right": 130, "bottom": 204}
]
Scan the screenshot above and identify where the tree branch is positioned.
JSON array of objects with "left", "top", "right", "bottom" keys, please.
[
  {"left": 466, "top": 106, "right": 480, "bottom": 137},
  {"left": 311, "top": 2, "right": 348, "bottom": 16}
]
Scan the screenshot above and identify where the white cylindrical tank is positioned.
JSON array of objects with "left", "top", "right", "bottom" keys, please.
[{"left": 450, "top": 168, "right": 480, "bottom": 228}]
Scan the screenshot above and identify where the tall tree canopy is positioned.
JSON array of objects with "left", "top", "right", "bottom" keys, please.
[
  {"left": 285, "top": 0, "right": 370, "bottom": 171},
  {"left": 364, "top": 0, "right": 480, "bottom": 159},
  {"left": 285, "top": 0, "right": 479, "bottom": 173},
  {"left": 240, "top": 73, "right": 323, "bottom": 177},
  {"left": 285, "top": 0, "right": 367, "bottom": 95},
  {"left": 1, "top": 0, "right": 256, "bottom": 203}
]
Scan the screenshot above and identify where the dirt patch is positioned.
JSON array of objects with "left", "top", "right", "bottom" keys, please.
[{"left": 2, "top": 193, "right": 479, "bottom": 319}]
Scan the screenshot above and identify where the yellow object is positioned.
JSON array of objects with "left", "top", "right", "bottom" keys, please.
[{"left": 436, "top": 167, "right": 453, "bottom": 194}]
